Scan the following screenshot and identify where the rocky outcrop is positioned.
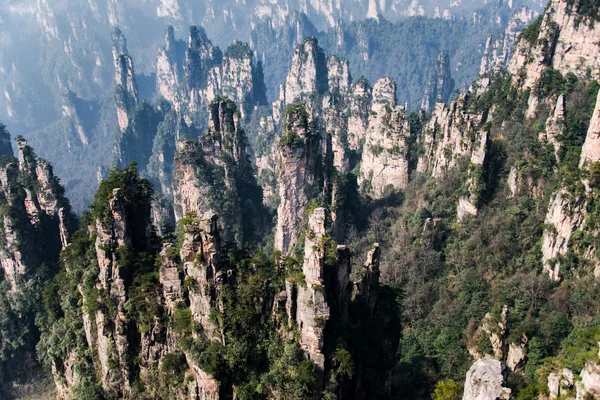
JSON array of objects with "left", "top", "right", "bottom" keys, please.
[
  {"left": 282, "top": 36, "right": 328, "bottom": 106},
  {"left": 294, "top": 208, "right": 330, "bottom": 386},
  {"left": 547, "top": 368, "right": 574, "bottom": 399},
  {"left": 112, "top": 28, "right": 138, "bottom": 132},
  {"left": 580, "top": 89, "right": 600, "bottom": 168},
  {"left": 347, "top": 78, "right": 372, "bottom": 152},
  {"left": 457, "top": 128, "right": 488, "bottom": 221},
  {"left": 479, "top": 7, "right": 536, "bottom": 75},
  {"left": 417, "top": 92, "right": 489, "bottom": 180},
  {"left": 156, "top": 26, "right": 265, "bottom": 125},
  {"left": 359, "top": 78, "right": 410, "bottom": 198},
  {"left": 462, "top": 359, "right": 511, "bottom": 400},
  {"left": 0, "top": 138, "right": 72, "bottom": 292},
  {"left": 508, "top": 0, "right": 600, "bottom": 115},
  {"left": 540, "top": 94, "right": 566, "bottom": 161},
  {"left": 541, "top": 190, "right": 586, "bottom": 281},
  {"left": 506, "top": 342, "right": 527, "bottom": 372},
  {"left": 181, "top": 211, "right": 225, "bottom": 344},
  {"left": 274, "top": 104, "right": 321, "bottom": 254},
  {"left": 173, "top": 98, "right": 263, "bottom": 245},
  {"left": 421, "top": 52, "right": 454, "bottom": 113},
  {"left": 156, "top": 26, "right": 184, "bottom": 105},
  {"left": 577, "top": 345, "right": 600, "bottom": 399}
]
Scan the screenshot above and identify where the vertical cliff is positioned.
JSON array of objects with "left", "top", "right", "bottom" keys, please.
[
  {"left": 112, "top": 28, "right": 138, "bottom": 133},
  {"left": 173, "top": 98, "right": 264, "bottom": 245},
  {"left": 283, "top": 36, "right": 329, "bottom": 105},
  {"left": 274, "top": 104, "right": 322, "bottom": 255},
  {"left": 0, "top": 130, "right": 74, "bottom": 396},
  {"left": 421, "top": 51, "right": 455, "bottom": 113},
  {"left": 359, "top": 78, "right": 411, "bottom": 198}
]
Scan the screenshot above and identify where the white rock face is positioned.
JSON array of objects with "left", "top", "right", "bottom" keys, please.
[
  {"left": 541, "top": 190, "right": 586, "bottom": 281},
  {"left": 480, "top": 7, "right": 536, "bottom": 75},
  {"left": 296, "top": 208, "right": 330, "bottom": 377},
  {"left": 580, "top": 90, "right": 600, "bottom": 168},
  {"left": 462, "top": 359, "right": 511, "bottom": 400},
  {"left": 417, "top": 94, "right": 487, "bottom": 179},
  {"left": 508, "top": 0, "right": 600, "bottom": 116},
  {"left": 506, "top": 342, "right": 526, "bottom": 371},
  {"left": 359, "top": 78, "right": 410, "bottom": 198},
  {"left": 156, "top": 27, "right": 180, "bottom": 104},
  {"left": 539, "top": 94, "right": 566, "bottom": 161},
  {"left": 578, "top": 359, "right": 600, "bottom": 399},
  {"left": 274, "top": 106, "right": 320, "bottom": 254},
  {"left": 284, "top": 37, "right": 327, "bottom": 105},
  {"left": 548, "top": 368, "right": 574, "bottom": 399},
  {"left": 347, "top": 78, "right": 372, "bottom": 152}
]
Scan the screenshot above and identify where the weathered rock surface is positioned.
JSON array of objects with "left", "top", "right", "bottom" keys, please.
[
  {"left": 580, "top": 89, "right": 600, "bottom": 168},
  {"left": 508, "top": 0, "right": 600, "bottom": 116},
  {"left": 541, "top": 190, "right": 586, "bottom": 281},
  {"left": 540, "top": 94, "right": 565, "bottom": 161},
  {"left": 112, "top": 29, "right": 138, "bottom": 132},
  {"left": 417, "top": 92, "right": 488, "bottom": 179},
  {"left": 283, "top": 36, "right": 328, "bottom": 105},
  {"left": 173, "top": 99, "right": 261, "bottom": 245},
  {"left": 274, "top": 104, "right": 321, "bottom": 254},
  {"left": 359, "top": 78, "right": 410, "bottom": 198},
  {"left": 421, "top": 51, "right": 454, "bottom": 113},
  {"left": 462, "top": 359, "right": 511, "bottom": 400}
]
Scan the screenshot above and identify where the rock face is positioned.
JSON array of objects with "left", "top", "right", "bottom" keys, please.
[
  {"left": 112, "top": 28, "right": 138, "bottom": 132},
  {"left": 508, "top": 0, "right": 600, "bottom": 115},
  {"left": 462, "top": 359, "right": 511, "bottom": 400},
  {"left": 421, "top": 52, "right": 455, "bottom": 113},
  {"left": 541, "top": 190, "right": 586, "bottom": 281},
  {"left": 540, "top": 94, "right": 566, "bottom": 161},
  {"left": 347, "top": 78, "right": 372, "bottom": 152},
  {"left": 295, "top": 208, "right": 330, "bottom": 385},
  {"left": 577, "top": 345, "right": 600, "bottom": 399},
  {"left": 547, "top": 368, "right": 574, "bottom": 399},
  {"left": 47, "top": 166, "right": 225, "bottom": 399},
  {"left": 457, "top": 128, "right": 489, "bottom": 221},
  {"left": 156, "top": 26, "right": 266, "bottom": 123},
  {"left": 417, "top": 91, "right": 489, "bottom": 180},
  {"left": 283, "top": 36, "right": 328, "bottom": 105},
  {"left": 479, "top": 6, "right": 536, "bottom": 75},
  {"left": 359, "top": 78, "right": 411, "bottom": 198},
  {"left": 173, "top": 98, "right": 263, "bottom": 245},
  {"left": 580, "top": 89, "right": 600, "bottom": 168},
  {"left": 0, "top": 138, "right": 72, "bottom": 292},
  {"left": 274, "top": 104, "right": 321, "bottom": 254}
]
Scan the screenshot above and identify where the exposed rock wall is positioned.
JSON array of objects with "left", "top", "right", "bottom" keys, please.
[
  {"left": 283, "top": 36, "right": 328, "bottom": 105},
  {"left": 580, "top": 89, "right": 600, "bottom": 168},
  {"left": 417, "top": 92, "right": 489, "bottom": 179},
  {"left": 156, "top": 26, "right": 265, "bottom": 124},
  {"left": 295, "top": 208, "right": 330, "bottom": 386},
  {"left": 462, "top": 359, "right": 511, "bottom": 400},
  {"left": 421, "top": 51, "right": 454, "bottom": 113},
  {"left": 173, "top": 99, "right": 259, "bottom": 245},
  {"left": 112, "top": 29, "right": 138, "bottom": 132},
  {"left": 359, "top": 78, "right": 410, "bottom": 198},
  {"left": 508, "top": 0, "right": 600, "bottom": 116},
  {"left": 274, "top": 104, "right": 321, "bottom": 254},
  {"left": 541, "top": 190, "right": 586, "bottom": 281}
]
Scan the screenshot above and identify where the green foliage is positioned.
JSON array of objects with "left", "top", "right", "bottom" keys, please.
[
  {"left": 173, "top": 307, "right": 193, "bottom": 335},
  {"left": 225, "top": 41, "right": 253, "bottom": 60},
  {"left": 433, "top": 380, "right": 463, "bottom": 400},
  {"left": 534, "top": 68, "right": 567, "bottom": 98},
  {"left": 518, "top": 13, "right": 544, "bottom": 46},
  {"left": 161, "top": 351, "right": 188, "bottom": 388},
  {"left": 280, "top": 104, "right": 309, "bottom": 148}
]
